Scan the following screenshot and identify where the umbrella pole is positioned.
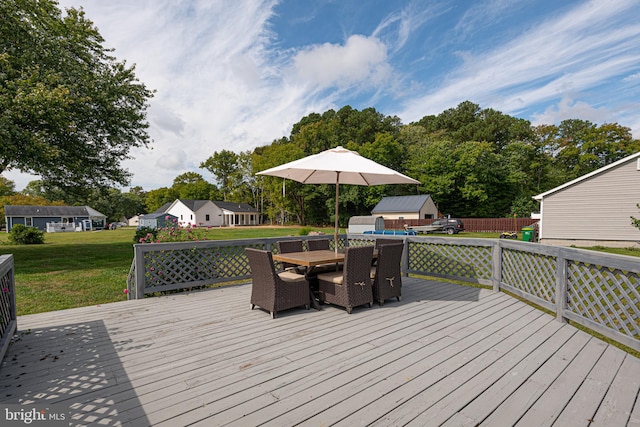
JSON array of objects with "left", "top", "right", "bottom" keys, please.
[{"left": 334, "top": 172, "right": 340, "bottom": 253}]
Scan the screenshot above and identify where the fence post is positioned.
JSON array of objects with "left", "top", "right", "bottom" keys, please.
[
  {"left": 134, "top": 245, "right": 146, "bottom": 300},
  {"left": 555, "top": 249, "right": 568, "bottom": 323},
  {"left": 492, "top": 240, "right": 502, "bottom": 292}
]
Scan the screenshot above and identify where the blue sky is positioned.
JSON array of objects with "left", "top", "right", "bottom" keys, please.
[{"left": 6, "top": 0, "right": 640, "bottom": 191}]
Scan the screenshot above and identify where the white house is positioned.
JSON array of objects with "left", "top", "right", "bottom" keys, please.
[
  {"left": 371, "top": 194, "right": 439, "bottom": 220},
  {"left": 533, "top": 151, "right": 640, "bottom": 248},
  {"left": 155, "top": 199, "right": 260, "bottom": 227},
  {"left": 163, "top": 199, "right": 224, "bottom": 227}
]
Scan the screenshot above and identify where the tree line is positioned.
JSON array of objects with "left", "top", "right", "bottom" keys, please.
[{"left": 2, "top": 102, "right": 639, "bottom": 227}]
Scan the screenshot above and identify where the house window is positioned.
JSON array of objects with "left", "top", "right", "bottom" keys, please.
[
  {"left": 180, "top": 215, "right": 183, "bottom": 220},
  {"left": 25, "top": 217, "right": 33, "bottom": 227},
  {"left": 63, "top": 217, "right": 74, "bottom": 224},
  {"left": 190, "top": 214, "right": 193, "bottom": 220},
  {"left": 205, "top": 214, "right": 210, "bottom": 221}
]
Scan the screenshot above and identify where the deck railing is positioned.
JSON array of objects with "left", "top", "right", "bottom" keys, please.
[
  {"left": 0, "top": 255, "right": 16, "bottom": 364},
  {"left": 128, "top": 235, "right": 640, "bottom": 352}
]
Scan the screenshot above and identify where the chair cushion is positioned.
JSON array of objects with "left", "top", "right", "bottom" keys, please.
[
  {"left": 278, "top": 271, "right": 307, "bottom": 282},
  {"left": 317, "top": 271, "right": 343, "bottom": 285}
]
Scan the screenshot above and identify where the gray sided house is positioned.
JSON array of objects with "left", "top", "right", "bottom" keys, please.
[
  {"left": 534, "top": 151, "right": 640, "bottom": 248},
  {"left": 371, "top": 194, "right": 439, "bottom": 220},
  {"left": 138, "top": 213, "right": 178, "bottom": 229},
  {"left": 4, "top": 205, "right": 107, "bottom": 232}
]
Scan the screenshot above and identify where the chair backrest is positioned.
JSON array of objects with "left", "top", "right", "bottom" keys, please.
[
  {"left": 374, "top": 243, "right": 403, "bottom": 285},
  {"left": 342, "top": 245, "right": 374, "bottom": 286},
  {"left": 277, "top": 240, "right": 303, "bottom": 270},
  {"left": 307, "top": 239, "right": 330, "bottom": 251},
  {"left": 245, "top": 248, "right": 278, "bottom": 289},
  {"left": 375, "top": 238, "right": 400, "bottom": 249}
]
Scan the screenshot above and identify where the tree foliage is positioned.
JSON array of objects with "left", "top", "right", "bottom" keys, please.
[{"left": 0, "top": 0, "right": 154, "bottom": 193}]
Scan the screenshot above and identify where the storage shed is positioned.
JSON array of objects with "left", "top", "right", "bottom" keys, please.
[
  {"left": 371, "top": 194, "right": 438, "bottom": 220},
  {"left": 138, "top": 213, "right": 178, "bottom": 229},
  {"left": 348, "top": 216, "right": 385, "bottom": 234}
]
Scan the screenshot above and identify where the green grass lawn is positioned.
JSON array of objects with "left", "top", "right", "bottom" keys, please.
[{"left": 1, "top": 227, "right": 638, "bottom": 315}]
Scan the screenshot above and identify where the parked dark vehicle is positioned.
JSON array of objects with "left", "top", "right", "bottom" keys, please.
[{"left": 431, "top": 218, "right": 465, "bottom": 234}]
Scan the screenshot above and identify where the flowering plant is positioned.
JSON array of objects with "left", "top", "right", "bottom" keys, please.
[{"left": 137, "top": 217, "right": 213, "bottom": 243}]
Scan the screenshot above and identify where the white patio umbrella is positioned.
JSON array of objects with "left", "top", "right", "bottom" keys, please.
[{"left": 257, "top": 146, "right": 420, "bottom": 252}]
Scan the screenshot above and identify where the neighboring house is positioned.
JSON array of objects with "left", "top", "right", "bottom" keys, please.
[
  {"left": 138, "top": 213, "right": 178, "bottom": 229},
  {"left": 154, "top": 199, "right": 260, "bottom": 227},
  {"left": 127, "top": 215, "right": 140, "bottom": 227},
  {"left": 371, "top": 194, "right": 439, "bottom": 220},
  {"left": 533, "top": 151, "right": 640, "bottom": 248},
  {"left": 4, "top": 205, "right": 107, "bottom": 232}
]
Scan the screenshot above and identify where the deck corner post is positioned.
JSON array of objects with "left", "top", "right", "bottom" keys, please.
[
  {"left": 134, "top": 245, "right": 146, "bottom": 300},
  {"left": 492, "top": 240, "right": 502, "bottom": 292},
  {"left": 401, "top": 238, "right": 410, "bottom": 277},
  {"left": 555, "top": 249, "right": 568, "bottom": 323}
]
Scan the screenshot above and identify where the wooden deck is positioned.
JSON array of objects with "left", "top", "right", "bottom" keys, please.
[{"left": 1, "top": 278, "right": 639, "bottom": 426}]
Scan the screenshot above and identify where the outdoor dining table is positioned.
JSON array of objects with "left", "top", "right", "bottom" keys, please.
[
  {"left": 272, "top": 249, "right": 344, "bottom": 310},
  {"left": 272, "top": 248, "right": 377, "bottom": 310}
]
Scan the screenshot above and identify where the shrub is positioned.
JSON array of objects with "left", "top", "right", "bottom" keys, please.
[
  {"left": 134, "top": 226, "right": 157, "bottom": 243},
  {"left": 298, "top": 226, "right": 312, "bottom": 236},
  {"left": 9, "top": 224, "right": 45, "bottom": 245}
]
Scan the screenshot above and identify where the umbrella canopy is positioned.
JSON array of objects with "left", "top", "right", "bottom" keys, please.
[{"left": 257, "top": 146, "right": 420, "bottom": 251}]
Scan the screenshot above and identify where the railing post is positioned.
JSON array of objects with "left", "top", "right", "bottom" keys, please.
[
  {"left": 555, "top": 249, "right": 568, "bottom": 323},
  {"left": 401, "top": 238, "right": 410, "bottom": 277},
  {"left": 492, "top": 240, "right": 502, "bottom": 292},
  {"left": 134, "top": 245, "right": 146, "bottom": 300}
]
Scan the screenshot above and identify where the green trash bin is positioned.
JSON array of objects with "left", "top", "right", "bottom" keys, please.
[{"left": 521, "top": 226, "right": 534, "bottom": 242}]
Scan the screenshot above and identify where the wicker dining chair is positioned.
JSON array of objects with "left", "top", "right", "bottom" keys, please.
[
  {"left": 276, "top": 240, "right": 304, "bottom": 272},
  {"left": 245, "top": 248, "right": 310, "bottom": 319},
  {"left": 371, "top": 242, "right": 404, "bottom": 306},
  {"left": 317, "top": 245, "right": 374, "bottom": 314},
  {"left": 307, "top": 238, "right": 330, "bottom": 251}
]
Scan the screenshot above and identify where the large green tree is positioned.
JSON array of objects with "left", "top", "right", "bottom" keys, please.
[
  {"left": 200, "top": 150, "right": 239, "bottom": 201},
  {"left": 0, "top": 0, "right": 154, "bottom": 194}
]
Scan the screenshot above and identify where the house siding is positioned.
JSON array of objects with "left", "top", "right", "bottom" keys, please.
[{"left": 540, "top": 159, "right": 640, "bottom": 243}]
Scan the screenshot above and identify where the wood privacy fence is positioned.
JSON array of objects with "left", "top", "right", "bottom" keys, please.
[
  {"left": 128, "top": 235, "right": 640, "bottom": 352},
  {"left": 0, "top": 255, "right": 16, "bottom": 365},
  {"left": 385, "top": 218, "right": 539, "bottom": 232}
]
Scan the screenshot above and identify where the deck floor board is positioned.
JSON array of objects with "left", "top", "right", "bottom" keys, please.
[{"left": 1, "top": 278, "right": 638, "bottom": 426}]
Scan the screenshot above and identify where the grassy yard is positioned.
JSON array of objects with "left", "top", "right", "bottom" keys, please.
[{"left": 1, "top": 227, "right": 638, "bottom": 315}]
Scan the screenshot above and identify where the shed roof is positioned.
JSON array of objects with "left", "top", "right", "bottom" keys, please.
[
  {"left": 140, "top": 212, "right": 178, "bottom": 220},
  {"left": 371, "top": 194, "right": 432, "bottom": 213},
  {"left": 4, "top": 205, "right": 106, "bottom": 218}
]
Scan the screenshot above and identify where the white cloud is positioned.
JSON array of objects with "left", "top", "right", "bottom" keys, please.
[
  {"left": 291, "top": 35, "right": 390, "bottom": 89},
  {"left": 530, "top": 96, "right": 614, "bottom": 126}
]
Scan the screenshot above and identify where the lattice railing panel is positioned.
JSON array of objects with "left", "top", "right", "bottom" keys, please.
[
  {"left": 143, "top": 245, "right": 255, "bottom": 290},
  {"left": 409, "top": 241, "right": 492, "bottom": 281},
  {"left": 567, "top": 261, "right": 640, "bottom": 340},
  {"left": 501, "top": 249, "right": 556, "bottom": 304},
  {"left": 0, "top": 272, "right": 13, "bottom": 337}
]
